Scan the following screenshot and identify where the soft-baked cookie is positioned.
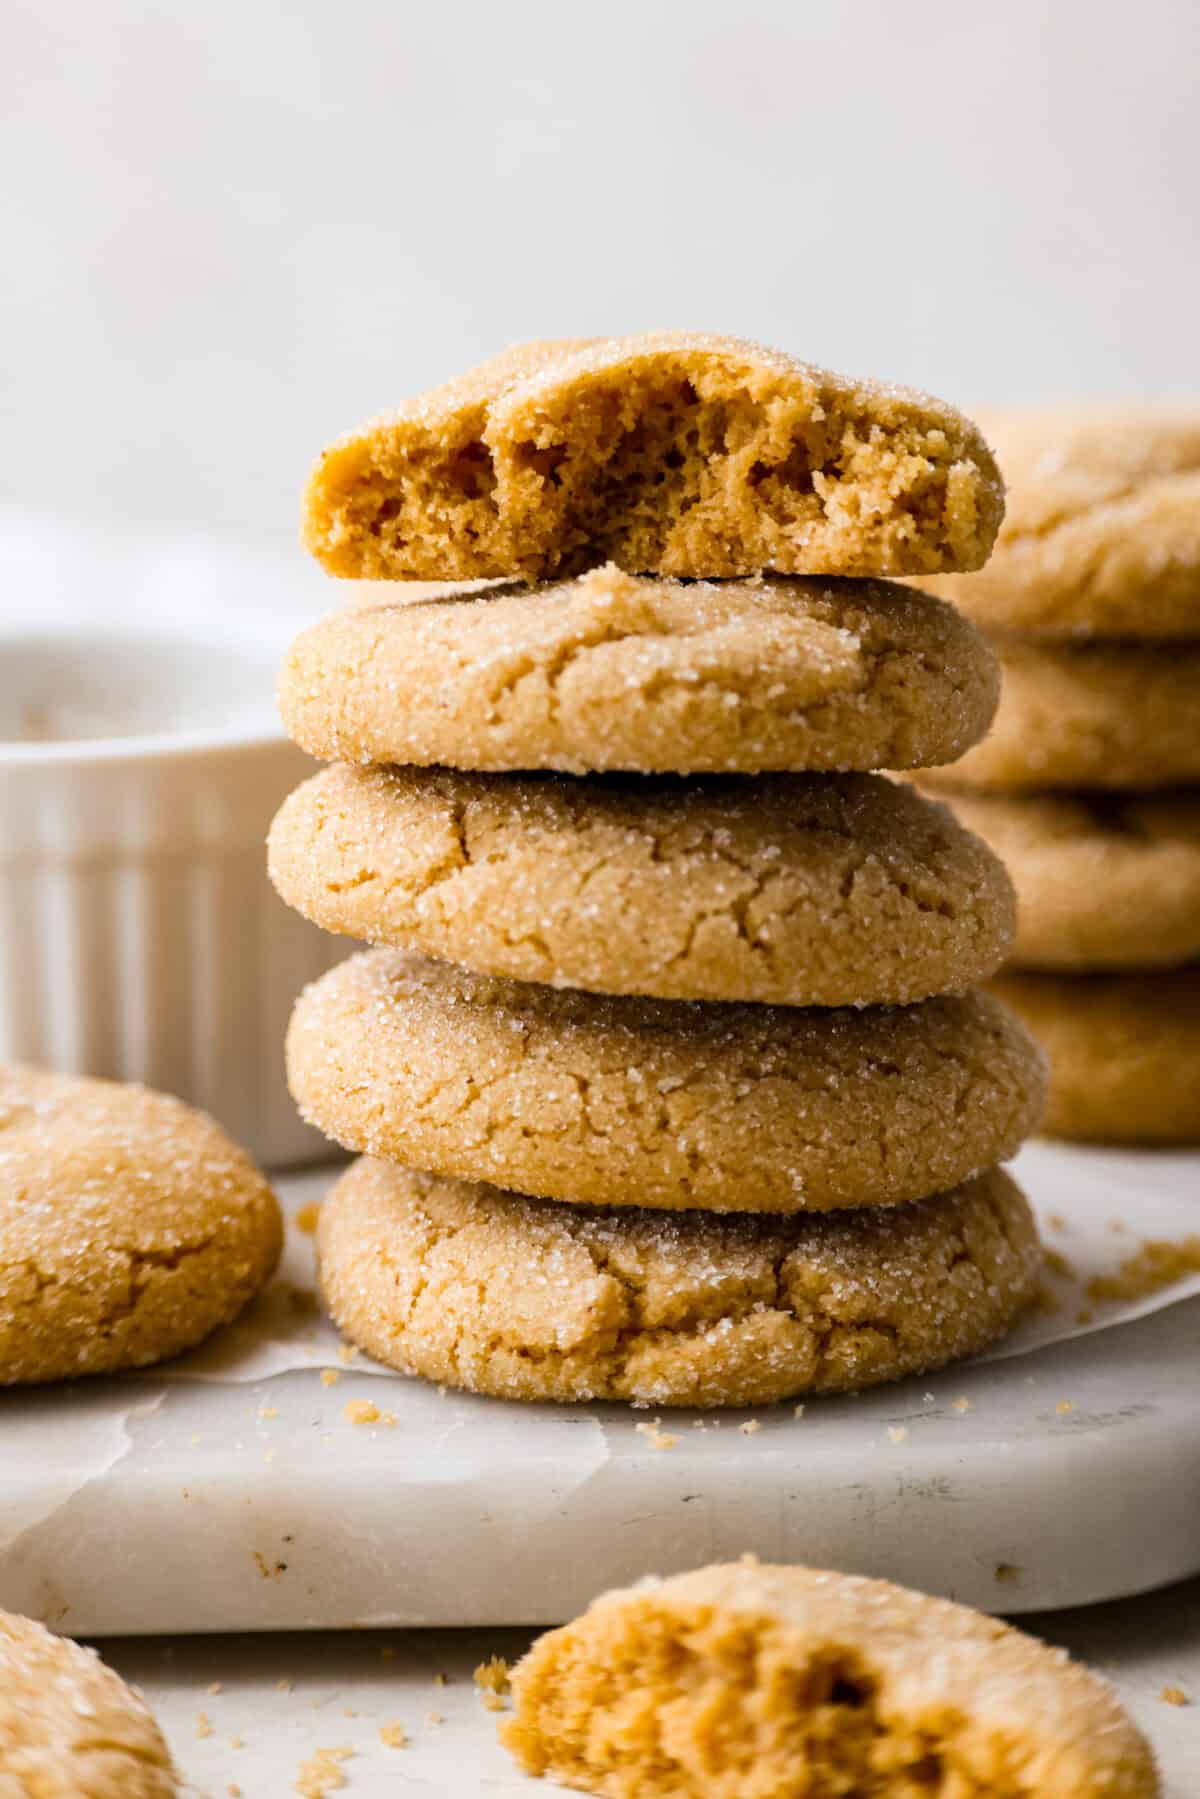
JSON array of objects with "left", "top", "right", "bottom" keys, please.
[
  {"left": 302, "top": 333, "right": 1004, "bottom": 582},
  {"left": 270, "top": 765, "right": 1015, "bottom": 1006},
  {"left": 925, "top": 639, "right": 1200, "bottom": 791},
  {"left": 990, "top": 967, "right": 1200, "bottom": 1145},
  {"left": 0, "top": 1609, "right": 177, "bottom": 1796},
  {"left": 287, "top": 950, "right": 1046, "bottom": 1215},
  {"left": 503, "top": 1562, "right": 1158, "bottom": 1798},
  {"left": 319, "top": 1161, "right": 1039, "bottom": 1407},
  {"left": 921, "top": 784, "right": 1200, "bottom": 971},
  {"left": 0, "top": 1065, "right": 283, "bottom": 1383},
  {"left": 279, "top": 568, "right": 1000, "bottom": 776},
  {"left": 924, "top": 407, "right": 1200, "bottom": 640}
]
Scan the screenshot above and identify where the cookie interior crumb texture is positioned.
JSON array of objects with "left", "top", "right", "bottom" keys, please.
[
  {"left": 0, "top": 1609, "right": 178, "bottom": 1796},
  {"left": 0, "top": 1064, "right": 283, "bottom": 1383},
  {"left": 502, "top": 1562, "right": 1158, "bottom": 1798},
  {"left": 317, "top": 1161, "right": 1040, "bottom": 1407},
  {"left": 278, "top": 567, "right": 1000, "bottom": 777},
  {"left": 302, "top": 333, "right": 1004, "bottom": 583},
  {"left": 286, "top": 950, "right": 1047, "bottom": 1215},
  {"left": 269, "top": 765, "right": 1015, "bottom": 1006}
]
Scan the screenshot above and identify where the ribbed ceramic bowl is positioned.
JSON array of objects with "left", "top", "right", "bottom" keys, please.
[{"left": 0, "top": 624, "right": 342, "bottom": 1166}]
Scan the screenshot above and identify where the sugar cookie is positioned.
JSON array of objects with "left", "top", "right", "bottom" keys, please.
[
  {"left": 503, "top": 1561, "right": 1157, "bottom": 1797},
  {"left": 270, "top": 765, "right": 1015, "bottom": 1005},
  {"left": 303, "top": 333, "right": 1003, "bottom": 582},
  {"left": 287, "top": 950, "right": 1046, "bottom": 1215},
  {"left": 990, "top": 968, "right": 1200, "bottom": 1144},
  {"left": 279, "top": 567, "right": 999, "bottom": 776},
  {"left": 318, "top": 1161, "right": 1039, "bottom": 1407},
  {"left": 926, "top": 407, "right": 1200, "bottom": 640},
  {"left": 0, "top": 1065, "right": 283, "bottom": 1383},
  {"left": 927, "top": 639, "right": 1200, "bottom": 791},
  {"left": 0, "top": 1609, "right": 177, "bottom": 1796},
  {"left": 922, "top": 785, "right": 1200, "bottom": 971}
]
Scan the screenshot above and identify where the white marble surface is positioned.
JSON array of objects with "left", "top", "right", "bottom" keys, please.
[{"left": 103, "top": 1578, "right": 1200, "bottom": 1796}]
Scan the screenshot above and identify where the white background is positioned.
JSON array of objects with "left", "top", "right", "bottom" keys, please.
[{"left": 4, "top": 0, "right": 1198, "bottom": 564}]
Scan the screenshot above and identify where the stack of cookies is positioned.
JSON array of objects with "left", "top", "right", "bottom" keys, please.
[
  {"left": 921, "top": 410, "right": 1200, "bottom": 1144},
  {"left": 270, "top": 333, "right": 1046, "bottom": 1410}
]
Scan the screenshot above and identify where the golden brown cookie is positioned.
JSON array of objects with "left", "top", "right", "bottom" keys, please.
[
  {"left": 925, "top": 407, "right": 1200, "bottom": 640},
  {"left": 319, "top": 1161, "right": 1039, "bottom": 1407},
  {"left": 302, "top": 333, "right": 1004, "bottom": 583},
  {"left": 990, "top": 968, "right": 1200, "bottom": 1145},
  {"left": 921, "top": 784, "right": 1200, "bottom": 971},
  {"left": 503, "top": 1562, "right": 1158, "bottom": 1797},
  {"left": 925, "top": 639, "right": 1200, "bottom": 791},
  {"left": 0, "top": 1609, "right": 177, "bottom": 1796},
  {"left": 279, "top": 568, "right": 999, "bottom": 776},
  {"left": 0, "top": 1065, "right": 283, "bottom": 1383},
  {"left": 270, "top": 766, "right": 1015, "bottom": 1006},
  {"left": 287, "top": 950, "right": 1046, "bottom": 1215}
]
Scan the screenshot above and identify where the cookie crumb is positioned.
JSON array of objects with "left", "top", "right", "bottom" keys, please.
[
  {"left": 952, "top": 1396, "right": 971, "bottom": 1414},
  {"left": 1056, "top": 1400, "right": 1075, "bottom": 1416},
  {"left": 634, "top": 1419, "right": 677, "bottom": 1451},
  {"left": 887, "top": 1425, "right": 908, "bottom": 1444},
  {"left": 344, "top": 1398, "right": 380, "bottom": 1426},
  {"left": 1076, "top": 1308, "right": 1094, "bottom": 1326},
  {"left": 294, "top": 1745, "right": 354, "bottom": 1797},
  {"left": 1045, "top": 1249, "right": 1075, "bottom": 1281},
  {"left": 338, "top": 1343, "right": 357, "bottom": 1364},
  {"left": 258, "top": 1406, "right": 279, "bottom": 1420},
  {"left": 194, "top": 1712, "right": 213, "bottom": 1739},
  {"left": 380, "top": 1721, "right": 408, "bottom": 1747},
  {"left": 320, "top": 1369, "right": 340, "bottom": 1388},
  {"left": 277, "top": 1678, "right": 293, "bottom": 1693},
  {"left": 295, "top": 1201, "right": 322, "bottom": 1235},
  {"left": 1048, "top": 1213, "right": 1067, "bottom": 1231},
  {"left": 1161, "top": 1685, "right": 1189, "bottom": 1707},
  {"left": 1087, "top": 1236, "right": 1200, "bottom": 1304},
  {"left": 474, "top": 1655, "right": 511, "bottom": 1696},
  {"left": 739, "top": 1419, "right": 762, "bottom": 1437},
  {"left": 425, "top": 1710, "right": 445, "bottom": 1726},
  {"left": 433, "top": 1671, "right": 448, "bottom": 1686},
  {"left": 207, "top": 1681, "right": 223, "bottom": 1694},
  {"left": 230, "top": 1735, "right": 244, "bottom": 1749},
  {"left": 793, "top": 1404, "right": 806, "bottom": 1419}
]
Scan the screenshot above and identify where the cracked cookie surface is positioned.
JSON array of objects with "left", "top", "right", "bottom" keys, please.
[
  {"left": 924, "top": 638, "right": 1200, "bottom": 791},
  {"left": 0, "top": 1064, "right": 283, "bottom": 1383},
  {"left": 503, "top": 1562, "right": 1157, "bottom": 1796},
  {"left": 318, "top": 1161, "right": 1039, "bottom": 1405},
  {"left": 0, "top": 1609, "right": 177, "bottom": 1797},
  {"left": 924, "top": 407, "right": 1200, "bottom": 639},
  {"left": 918, "top": 784, "right": 1200, "bottom": 971},
  {"left": 990, "top": 967, "right": 1200, "bottom": 1145},
  {"left": 279, "top": 567, "right": 999, "bottom": 776},
  {"left": 302, "top": 332, "right": 1004, "bottom": 583},
  {"left": 270, "top": 765, "right": 1014, "bottom": 1005},
  {"left": 287, "top": 950, "right": 1046, "bottom": 1215}
]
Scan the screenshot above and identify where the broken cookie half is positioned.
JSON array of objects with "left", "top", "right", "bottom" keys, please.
[
  {"left": 303, "top": 332, "right": 1004, "bottom": 583},
  {"left": 503, "top": 1561, "right": 1158, "bottom": 1798}
]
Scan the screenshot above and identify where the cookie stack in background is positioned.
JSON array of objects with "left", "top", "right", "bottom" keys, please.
[
  {"left": 270, "top": 333, "right": 1047, "bottom": 1410},
  {"left": 920, "top": 410, "right": 1200, "bottom": 1145}
]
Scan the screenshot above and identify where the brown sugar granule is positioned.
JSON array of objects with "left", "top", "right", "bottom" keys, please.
[
  {"left": 303, "top": 333, "right": 1003, "bottom": 584},
  {"left": 1087, "top": 1236, "right": 1200, "bottom": 1304}
]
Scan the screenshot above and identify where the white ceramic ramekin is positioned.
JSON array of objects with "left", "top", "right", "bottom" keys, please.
[{"left": 0, "top": 624, "right": 342, "bottom": 1167}]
